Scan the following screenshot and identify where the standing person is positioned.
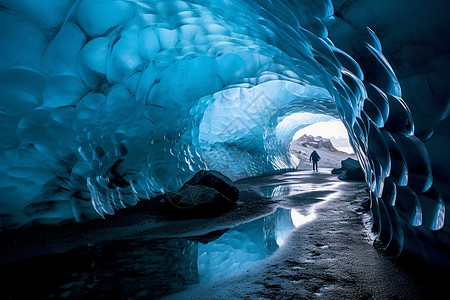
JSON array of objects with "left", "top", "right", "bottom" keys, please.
[{"left": 309, "top": 150, "right": 320, "bottom": 172}]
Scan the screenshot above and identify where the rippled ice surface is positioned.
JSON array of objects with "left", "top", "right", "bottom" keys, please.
[{"left": 2, "top": 207, "right": 315, "bottom": 299}]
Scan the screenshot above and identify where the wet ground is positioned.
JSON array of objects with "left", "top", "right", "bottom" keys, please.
[
  {"left": 166, "top": 170, "right": 445, "bottom": 300},
  {"left": 0, "top": 169, "right": 445, "bottom": 299}
]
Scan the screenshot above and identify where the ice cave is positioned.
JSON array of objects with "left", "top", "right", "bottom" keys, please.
[{"left": 0, "top": 0, "right": 449, "bottom": 297}]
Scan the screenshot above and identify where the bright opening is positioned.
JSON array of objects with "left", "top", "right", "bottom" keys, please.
[{"left": 292, "top": 120, "right": 353, "bottom": 154}]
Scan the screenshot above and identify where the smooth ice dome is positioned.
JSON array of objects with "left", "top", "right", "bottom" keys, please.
[{"left": 0, "top": 0, "right": 448, "bottom": 266}]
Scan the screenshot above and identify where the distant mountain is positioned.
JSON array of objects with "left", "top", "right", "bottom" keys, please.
[
  {"left": 290, "top": 134, "right": 355, "bottom": 170},
  {"left": 294, "top": 134, "right": 347, "bottom": 154}
]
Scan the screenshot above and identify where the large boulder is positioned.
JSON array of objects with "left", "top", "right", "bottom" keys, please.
[
  {"left": 165, "top": 170, "right": 239, "bottom": 216},
  {"left": 181, "top": 170, "right": 239, "bottom": 203},
  {"left": 332, "top": 158, "right": 365, "bottom": 181},
  {"left": 165, "top": 185, "right": 235, "bottom": 216}
]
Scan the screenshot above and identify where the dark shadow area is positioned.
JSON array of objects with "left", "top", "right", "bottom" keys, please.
[{"left": 0, "top": 208, "right": 301, "bottom": 299}]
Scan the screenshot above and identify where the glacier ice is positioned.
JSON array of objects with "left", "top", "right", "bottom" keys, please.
[{"left": 0, "top": 0, "right": 448, "bottom": 266}]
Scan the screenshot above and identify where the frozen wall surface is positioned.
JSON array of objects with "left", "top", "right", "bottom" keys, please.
[{"left": 0, "top": 1, "right": 448, "bottom": 265}]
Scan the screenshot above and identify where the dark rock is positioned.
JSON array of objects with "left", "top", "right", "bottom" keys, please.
[
  {"left": 332, "top": 158, "right": 365, "bottom": 181},
  {"left": 181, "top": 170, "right": 239, "bottom": 203},
  {"left": 164, "top": 185, "right": 234, "bottom": 216},
  {"left": 164, "top": 170, "right": 239, "bottom": 217}
]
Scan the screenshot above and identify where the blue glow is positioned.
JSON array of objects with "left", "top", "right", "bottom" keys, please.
[
  {"left": 198, "top": 207, "right": 301, "bottom": 283},
  {"left": 0, "top": 0, "right": 447, "bottom": 266}
]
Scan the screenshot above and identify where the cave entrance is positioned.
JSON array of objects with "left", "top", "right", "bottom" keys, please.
[
  {"left": 291, "top": 119, "right": 353, "bottom": 154},
  {"left": 287, "top": 118, "right": 355, "bottom": 171}
]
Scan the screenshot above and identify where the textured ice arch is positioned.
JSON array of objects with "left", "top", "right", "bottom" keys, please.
[{"left": 0, "top": 0, "right": 448, "bottom": 266}]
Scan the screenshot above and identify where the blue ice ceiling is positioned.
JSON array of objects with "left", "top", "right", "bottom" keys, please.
[{"left": 0, "top": 0, "right": 448, "bottom": 264}]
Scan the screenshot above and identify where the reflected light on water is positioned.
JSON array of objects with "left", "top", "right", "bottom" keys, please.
[
  {"left": 259, "top": 184, "right": 317, "bottom": 198},
  {"left": 291, "top": 209, "right": 316, "bottom": 227},
  {"left": 198, "top": 208, "right": 295, "bottom": 283},
  {"left": 0, "top": 208, "right": 322, "bottom": 299}
]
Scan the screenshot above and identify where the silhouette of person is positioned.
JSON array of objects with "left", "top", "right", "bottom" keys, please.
[{"left": 309, "top": 150, "right": 320, "bottom": 172}]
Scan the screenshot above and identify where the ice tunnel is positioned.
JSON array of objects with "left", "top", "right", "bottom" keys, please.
[{"left": 0, "top": 0, "right": 449, "bottom": 265}]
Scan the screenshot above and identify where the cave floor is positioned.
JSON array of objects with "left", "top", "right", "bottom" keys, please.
[
  {"left": 0, "top": 169, "right": 443, "bottom": 299},
  {"left": 166, "top": 169, "right": 442, "bottom": 300}
]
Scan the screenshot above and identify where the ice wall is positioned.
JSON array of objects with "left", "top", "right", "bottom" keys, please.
[{"left": 0, "top": 0, "right": 448, "bottom": 265}]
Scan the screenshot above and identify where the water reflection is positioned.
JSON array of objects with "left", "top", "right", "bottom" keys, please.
[
  {"left": 291, "top": 209, "right": 316, "bottom": 227},
  {"left": 198, "top": 208, "right": 302, "bottom": 283},
  {"left": 1, "top": 208, "right": 313, "bottom": 299},
  {"left": 259, "top": 184, "right": 316, "bottom": 197}
]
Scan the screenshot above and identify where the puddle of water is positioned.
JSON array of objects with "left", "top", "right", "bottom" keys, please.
[
  {"left": 259, "top": 184, "right": 317, "bottom": 197},
  {"left": 1, "top": 208, "right": 314, "bottom": 299}
]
